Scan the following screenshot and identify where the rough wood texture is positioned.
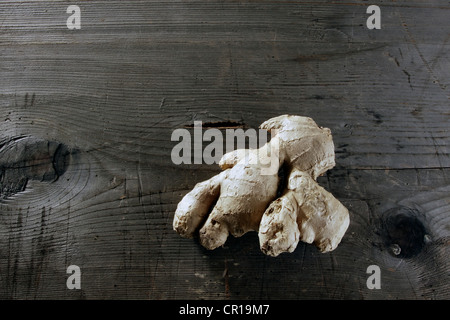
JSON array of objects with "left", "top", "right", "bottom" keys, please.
[{"left": 0, "top": 0, "right": 448, "bottom": 299}]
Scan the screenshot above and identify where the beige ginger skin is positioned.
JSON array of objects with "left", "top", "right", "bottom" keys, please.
[{"left": 173, "top": 115, "right": 350, "bottom": 256}]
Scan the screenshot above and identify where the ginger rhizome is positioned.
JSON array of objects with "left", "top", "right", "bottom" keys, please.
[{"left": 173, "top": 115, "right": 350, "bottom": 256}]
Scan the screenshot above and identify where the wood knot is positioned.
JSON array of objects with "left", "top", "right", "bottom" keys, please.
[
  {"left": 381, "top": 206, "right": 429, "bottom": 258},
  {"left": 0, "top": 137, "right": 74, "bottom": 199}
]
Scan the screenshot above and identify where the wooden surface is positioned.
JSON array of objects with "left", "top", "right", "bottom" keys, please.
[{"left": 0, "top": 0, "right": 448, "bottom": 299}]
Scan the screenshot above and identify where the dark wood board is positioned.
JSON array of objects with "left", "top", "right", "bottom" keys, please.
[{"left": 0, "top": 1, "right": 448, "bottom": 300}]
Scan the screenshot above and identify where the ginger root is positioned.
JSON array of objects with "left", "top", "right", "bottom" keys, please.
[{"left": 173, "top": 115, "right": 350, "bottom": 256}]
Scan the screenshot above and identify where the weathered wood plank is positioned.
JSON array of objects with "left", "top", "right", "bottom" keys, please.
[{"left": 0, "top": 0, "right": 448, "bottom": 299}]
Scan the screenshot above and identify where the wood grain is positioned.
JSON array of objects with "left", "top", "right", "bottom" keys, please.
[{"left": 0, "top": 0, "right": 448, "bottom": 299}]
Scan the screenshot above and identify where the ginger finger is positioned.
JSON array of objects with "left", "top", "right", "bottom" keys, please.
[
  {"left": 259, "top": 193, "right": 301, "bottom": 257},
  {"left": 219, "top": 149, "right": 254, "bottom": 170},
  {"left": 288, "top": 169, "right": 349, "bottom": 253},
  {"left": 173, "top": 172, "right": 222, "bottom": 238},
  {"left": 259, "top": 168, "right": 350, "bottom": 256}
]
